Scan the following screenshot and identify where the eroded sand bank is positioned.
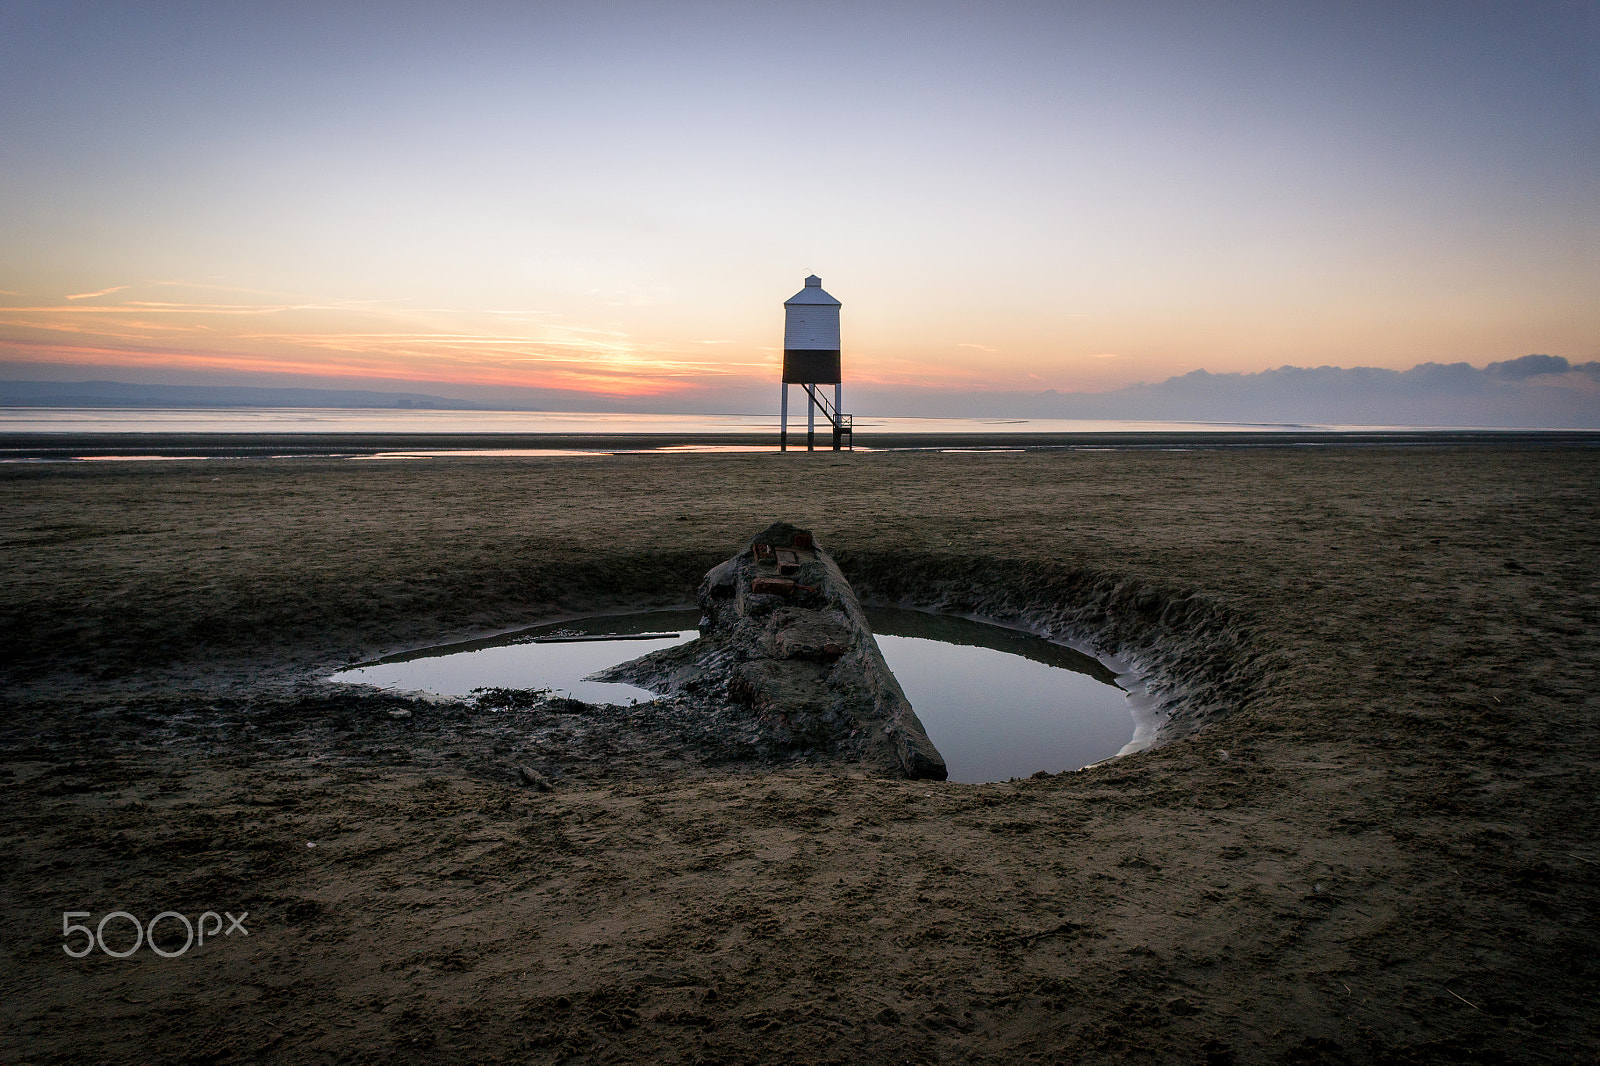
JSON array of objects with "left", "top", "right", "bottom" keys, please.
[{"left": 1, "top": 446, "right": 1597, "bottom": 1064}]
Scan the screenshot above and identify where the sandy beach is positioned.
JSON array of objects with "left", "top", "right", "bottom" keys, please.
[{"left": 2, "top": 443, "right": 1597, "bottom": 1064}]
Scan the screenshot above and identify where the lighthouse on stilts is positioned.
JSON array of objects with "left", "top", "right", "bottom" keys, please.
[{"left": 780, "top": 275, "right": 851, "bottom": 451}]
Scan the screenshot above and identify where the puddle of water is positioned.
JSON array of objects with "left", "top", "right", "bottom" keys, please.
[
  {"left": 330, "top": 606, "right": 1135, "bottom": 783},
  {"left": 328, "top": 610, "right": 701, "bottom": 703},
  {"left": 863, "top": 607, "right": 1132, "bottom": 783},
  {"left": 354, "top": 450, "right": 605, "bottom": 459}
]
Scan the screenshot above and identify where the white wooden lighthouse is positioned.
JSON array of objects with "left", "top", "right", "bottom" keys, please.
[{"left": 780, "top": 275, "right": 851, "bottom": 451}]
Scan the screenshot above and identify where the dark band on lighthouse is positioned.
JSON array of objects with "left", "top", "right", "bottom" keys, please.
[{"left": 781, "top": 350, "right": 840, "bottom": 384}]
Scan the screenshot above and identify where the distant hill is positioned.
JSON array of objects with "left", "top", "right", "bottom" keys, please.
[{"left": 848, "top": 355, "right": 1600, "bottom": 428}]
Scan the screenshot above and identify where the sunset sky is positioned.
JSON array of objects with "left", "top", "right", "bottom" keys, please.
[{"left": 1, "top": 1, "right": 1596, "bottom": 411}]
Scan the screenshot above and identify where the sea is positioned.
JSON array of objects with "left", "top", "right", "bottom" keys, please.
[
  {"left": 2, "top": 407, "right": 1588, "bottom": 460},
  {"left": 0, "top": 406, "right": 1437, "bottom": 435}
]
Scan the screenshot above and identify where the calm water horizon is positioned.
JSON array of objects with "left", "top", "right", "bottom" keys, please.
[{"left": 0, "top": 406, "right": 1463, "bottom": 436}]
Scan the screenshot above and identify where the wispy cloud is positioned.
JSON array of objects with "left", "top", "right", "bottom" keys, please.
[{"left": 65, "top": 286, "right": 130, "bottom": 300}]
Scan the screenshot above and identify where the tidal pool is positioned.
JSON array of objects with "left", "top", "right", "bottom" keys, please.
[
  {"left": 863, "top": 607, "right": 1134, "bottom": 783},
  {"left": 330, "top": 607, "right": 1135, "bottom": 782}
]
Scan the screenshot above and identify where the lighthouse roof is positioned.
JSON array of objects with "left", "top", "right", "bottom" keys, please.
[{"left": 784, "top": 274, "right": 840, "bottom": 306}]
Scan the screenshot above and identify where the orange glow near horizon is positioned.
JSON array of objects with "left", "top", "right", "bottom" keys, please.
[
  {"left": 1, "top": 263, "right": 1595, "bottom": 403},
  {"left": 0, "top": 286, "right": 1146, "bottom": 397},
  {"left": 0, "top": 291, "right": 775, "bottom": 397}
]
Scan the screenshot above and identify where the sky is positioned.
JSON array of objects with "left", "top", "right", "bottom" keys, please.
[{"left": 1, "top": 1, "right": 1597, "bottom": 417}]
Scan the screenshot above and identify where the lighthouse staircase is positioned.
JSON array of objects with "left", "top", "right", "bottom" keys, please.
[{"left": 805, "top": 386, "right": 853, "bottom": 451}]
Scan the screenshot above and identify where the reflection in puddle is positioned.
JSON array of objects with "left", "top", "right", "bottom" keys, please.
[
  {"left": 862, "top": 608, "right": 1132, "bottom": 783},
  {"left": 328, "top": 610, "right": 701, "bottom": 704},
  {"left": 330, "top": 607, "right": 1134, "bottom": 783}
]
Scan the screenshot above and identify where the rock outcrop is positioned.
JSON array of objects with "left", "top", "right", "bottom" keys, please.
[{"left": 594, "top": 522, "right": 947, "bottom": 780}]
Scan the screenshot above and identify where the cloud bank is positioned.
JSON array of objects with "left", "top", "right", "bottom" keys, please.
[{"left": 850, "top": 356, "right": 1600, "bottom": 428}]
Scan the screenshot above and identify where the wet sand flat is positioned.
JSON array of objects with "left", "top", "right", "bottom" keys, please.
[{"left": 1, "top": 445, "right": 1598, "bottom": 1063}]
